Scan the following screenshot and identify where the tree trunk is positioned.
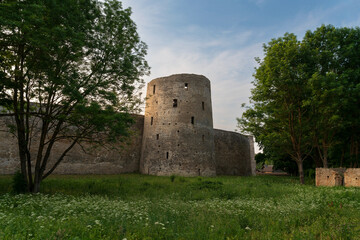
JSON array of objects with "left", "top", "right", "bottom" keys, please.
[
  {"left": 297, "top": 160, "right": 305, "bottom": 184},
  {"left": 33, "top": 178, "right": 41, "bottom": 193},
  {"left": 322, "top": 146, "right": 328, "bottom": 168},
  {"left": 18, "top": 140, "right": 28, "bottom": 188},
  {"left": 16, "top": 119, "right": 29, "bottom": 190}
]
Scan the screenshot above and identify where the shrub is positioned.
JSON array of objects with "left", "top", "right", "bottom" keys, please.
[
  {"left": 170, "top": 175, "right": 175, "bottom": 182},
  {"left": 12, "top": 171, "right": 28, "bottom": 194}
]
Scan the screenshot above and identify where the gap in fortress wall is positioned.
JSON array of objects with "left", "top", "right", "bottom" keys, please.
[
  {"left": 0, "top": 74, "right": 255, "bottom": 176},
  {"left": 316, "top": 168, "right": 360, "bottom": 187}
]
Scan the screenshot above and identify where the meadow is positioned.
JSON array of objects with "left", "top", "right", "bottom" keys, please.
[{"left": 0, "top": 174, "right": 359, "bottom": 240}]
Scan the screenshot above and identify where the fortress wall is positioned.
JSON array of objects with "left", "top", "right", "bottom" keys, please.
[
  {"left": 0, "top": 118, "right": 20, "bottom": 174},
  {"left": 344, "top": 168, "right": 360, "bottom": 187},
  {"left": 0, "top": 115, "right": 144, "bottom": 175},
  {"left": 140, "top": 74, "right": 216, "bottom": 176},
  {"left": 214, "top": 129, "right": 255, "bottom": 176},
  {"left": 1, "top": 73, "right": 256, "bottom": 177}
]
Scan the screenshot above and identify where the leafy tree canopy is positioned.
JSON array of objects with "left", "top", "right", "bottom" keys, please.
[
  {"left": 0, "top": 0, "right": 150, "bottom": 192},
  {"left": 238, "top": 25, "right": 360, "bottom": 183}
]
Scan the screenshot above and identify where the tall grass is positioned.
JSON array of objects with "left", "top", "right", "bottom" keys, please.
[{"left": 0, "top": 174, "right": 359, "bottom": 239}]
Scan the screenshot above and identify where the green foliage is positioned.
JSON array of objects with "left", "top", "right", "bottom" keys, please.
[
  {"left": 11, "top": 171, "right": 28, "bottom": 194},
  {"left": 191, "top": 180, "right": 223, "bottom": 190},
  {"left": 303, "top": 25, "right": 360, "bottom": 168},
  {"left": 239, "top": 25, "right": 360, "bottom": 178},
  {"left": 0, "top": 174, "right": 359, "bottom": 239},
  {"left": 170, "top": 175, "right": 175, "bottom": 183},
  {"left": 0, "top": 0, "right": 150, "bottom": 192},
  {"left": 254, "top": 153, "right": 267, "bottom": 170},
  {"left": 238, "top": 33, "right": 312, "bottom": 183}
]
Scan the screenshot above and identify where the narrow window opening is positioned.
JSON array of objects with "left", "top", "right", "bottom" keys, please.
[
  {"left": 166, "top": 152, "right": 169, "bottom": 159},
  {"left": 151, "top": 117, "right": 153, "bottom": 125},
  {"left": 173, "top": 99, "right": 178, "bottom": 107},
  {"left": 153, "top": 85, "right": 156, "bottom": 94},
  {"left": 185, "top": 83, "right": 188, "bottom": 89},
  {"left": 202, "top": 135, "right": 205, "bottom": 142},
  {"left": 156, "top": 134, "right": 159, "bottom": 140},
  {"left": 327, "top": 176, "right": 329, "bottom": 179},
  {"left": 191, "top": 116, "right": 194, "bottom": 124},
  {"left": 202, "top": 102, "right": 205, "bottom": 110},
  {"left": 198, "top": 169, "right": 201, "bottom": 176}
]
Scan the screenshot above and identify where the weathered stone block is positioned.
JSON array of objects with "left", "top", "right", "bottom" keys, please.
[
  {"left": 316, "top": 168, "right": 346, "bottom": 187},
  {"left": 344, "top": 168, "right": 360, "bottom": 187}
]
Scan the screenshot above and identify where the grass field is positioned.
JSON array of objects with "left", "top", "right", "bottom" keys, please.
[{"left": 0, "top": 174, "right": 359, "bottom": 239}]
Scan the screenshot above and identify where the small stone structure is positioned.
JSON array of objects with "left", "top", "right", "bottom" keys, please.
[
  {"left": 0, "top": 74, "right": 255, "bottom": 176},
  {"left": 344, "top": 168, "right": 360, "bottom": 187},
  {"left": 316, "top": 168, "right": 360, "bottom": 187}
]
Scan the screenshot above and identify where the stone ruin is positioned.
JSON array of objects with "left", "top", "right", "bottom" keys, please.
[{"left": 316, "top": 168, "right": 360, "bottom": 187}]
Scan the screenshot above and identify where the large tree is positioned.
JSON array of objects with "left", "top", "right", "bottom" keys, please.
[
  {"left": 239, "top": 25, "right": 360, "bottom": 180},
  {"left": 238, "top": 33, "right": 313, "bottom": 184},
  {"left": 0, "top": 0, "right": 149, "bottom": 192},
  {"left": 303, "top": 25, "right": 360, "bottom": 168}
]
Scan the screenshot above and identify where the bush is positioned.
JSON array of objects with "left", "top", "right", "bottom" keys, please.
[
  {"left": 170, "top": 175, "right": 175, "bottom": 182},
  {"left": 12, "top": 171, "right": 28, "bottom": 194}
]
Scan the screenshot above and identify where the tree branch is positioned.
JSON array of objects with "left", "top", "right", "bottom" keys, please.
[{"left": 42, "top": 137, "right": 79, "bottom": 180}]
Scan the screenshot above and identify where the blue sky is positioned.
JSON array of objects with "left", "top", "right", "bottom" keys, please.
[{"left": 122, "top": 0, "right": 360, "bottom": 137}]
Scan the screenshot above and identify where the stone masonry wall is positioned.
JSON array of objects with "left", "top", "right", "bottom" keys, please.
[
  {"left": 214, "top": 129, "right": 255, "bottom": 176},
  {"left": 344, "top": 168, "right": 360, "bottom": 187},
  {"left": 140, "top": 74, "right": 216, "bottom": 176},
  {"left": 316, "top": 168, "right": 360, "bottom": 187},
  {"left": 0, "top": 115, "right": 144, "bottom": 175},
  {"left": 0, "top": 73, "right": 255, "bottom": 177}
]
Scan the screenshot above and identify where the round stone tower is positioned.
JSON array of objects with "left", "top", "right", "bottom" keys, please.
[{"left": 140, "top": 74, "right": 216, "bottom": 176}]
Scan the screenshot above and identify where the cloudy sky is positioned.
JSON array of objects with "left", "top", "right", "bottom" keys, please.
[{"left": 122, "top": 0, "right": 360, "bottom": 135}]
